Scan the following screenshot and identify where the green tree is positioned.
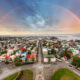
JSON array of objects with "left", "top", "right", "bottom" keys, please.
[
  {"left": 51, "top": 48, "right": 56, "bottom": 54},
  {"left": 60, "top": 48, "right": 71, "bottom": 59},
  {"left": 48, "top": 50, "right": 51, "bottom": 55},
  {"left": 32, "top": 58, "right": 34, "bottom": 62},
  {"left": 48, "top": 58, "right": 50, "bottom": 63},
  {"left": 72, "top": 56, "right": 80, "bottom": 68}
]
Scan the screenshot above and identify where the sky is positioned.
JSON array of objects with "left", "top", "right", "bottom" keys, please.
[{"left": 0, "top": 0, "right": 80, "bottom": 35}]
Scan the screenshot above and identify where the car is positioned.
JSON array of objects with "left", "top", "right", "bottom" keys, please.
[
  {"left": 69, "top": 65, "right": 73, "bottom": 67},
  {"left": 57, "top": 59, "right": 62, "bottom": 62},
  {"left": 65, "top": 61, "right": 69, "bottom": 64},
  {"left": 77, "top": 67, "right": 80, "bottom": 71}
]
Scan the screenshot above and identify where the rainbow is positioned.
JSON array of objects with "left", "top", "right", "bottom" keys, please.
[{"left": 0, "top": 2, "right": 80, "bottom": 34}]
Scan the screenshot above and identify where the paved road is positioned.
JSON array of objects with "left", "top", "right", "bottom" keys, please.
[
  {"left": 35, "top": 40, "right": 45, "bottom": 80},
  {"left": 0, "top": 64, "right": 33, "bottom": 80}
]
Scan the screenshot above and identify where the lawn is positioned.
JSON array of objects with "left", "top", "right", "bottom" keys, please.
[
  {"left": 51, "top": 68, "right": 80, "bottom": 80},
  {"left": 4, "top": 70, "right": 33, "bottom": 80},
  {"left": 4, "top": 72, "right": 18, "bottom": 80},
  {"left": 20, "top": 70, "right": 33, "bottom": 80}
]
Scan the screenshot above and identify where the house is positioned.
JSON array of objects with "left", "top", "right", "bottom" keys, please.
[
  {"left": 20, "top": 57, "right": 26, "bottom": 62},
  {"left": 10, "top": 55, "right": 16, "bottom": 61},
  {"left": 0, "top": 56, "right": 5, "bottom": 61},
  {"left": 30, "top": 53, "right": 36, "bottom": 59},
  {"left": 43, "top": 48, "right": 48, "bottom": 54},
  {"left": 50, "top": 58, "right": 56, "bottom": 63},
  {"left": 61, "top": 56, "right": 67, "bottom": 61},
  {"left": 44, "top": 58, "right": 48, "bottom": 63},
  {"left": 7, "top": 48, "right": 14, "bottom": 55},
  {"left": 72, "top": 49, "right": 79, "bottom": 56},
  {"left": 3, "top": 54, "right": 10, "bottom": 59}
]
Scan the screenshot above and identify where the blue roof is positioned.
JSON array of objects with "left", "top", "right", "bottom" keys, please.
[
  {"left": 47, "top": 48, "right": 50, "bottom": 50},
  {"left": 20, "top": 57, "right": 26, "bottom": 60},
  {"left": 23, "top": 51, "right": 28, "bottom": 54},
  {"left": 59, "top": 49, "right": 63, "bottom": 52}
]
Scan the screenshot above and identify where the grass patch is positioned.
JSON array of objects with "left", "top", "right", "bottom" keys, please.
[
  {"left": 23, "top": 70, "right": 33, "bottom": 75},
  {"left": 60, "top": 75, "right": 73, "bottom": 80},
  {"left": 4, "top": 70, "right": 33, "bottom": 80},
  {"left": 4, "top": 72, "right": 18, "bottom": 80},
  {"left": 51, "top": 68, "right": 80, "bottom": 80},
  {"left": 20, "top": 70, "right": 33, "bottom": 80}
]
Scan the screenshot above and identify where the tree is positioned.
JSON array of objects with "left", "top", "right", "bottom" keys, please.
[
  {"left": 72, "top": 56, "right": 80, "bottom": 68},
  {"left": 31, "top": 46, "right": 34, "bottom": 50},
  {"left": 65, "top": 53, "right": 71, "bottom": 59},
  {"left": 60, "top": 50, "right": 65, "bottom": 57},
  {"left": 32, "top": 57, "right": 35, "bottom": 62},
  {"left": 24, "top": 49, "right": 27, "bottom": 52},
  {"left": 60, "top": 48, "right": 71, "bottom": 59},
  {"left": 5, "top": 58, "right": 9, "bottom": 64},
  {"left": 43, "top": 43, "right": 46, "bottom": 47},
  {"left": 48, "top": 58, "right": 50, "bottom": 63},
  {"left": 51, "top": 48, "right": 56, "bottom": 54},
  {"left": 4, "top": 46, "right": 7, "bottom": 49},
  {"left": 48, "top": 50, "right": 51, "bottom": 55},
  {"left": 13, "top": 50, "right": 17, "bottom": 55},
  {"left": 28, "top": 50, "right": 31, "bottom": 54},
  {"left": 14, "top": 57, "right": 20, "bottom": 63},
  {"left": 25, "top": 58, "right": 28, "bottom": 62},
  {"left": 48, "top": 43, "right": 51, "bottom": 47}
]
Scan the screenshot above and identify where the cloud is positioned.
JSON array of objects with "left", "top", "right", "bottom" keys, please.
[
  {"left": 0, "top": 0, "right": 80, "bottom": 35},
  {"left": 26, "top": 14, "right": 49, "bottom": 30}
]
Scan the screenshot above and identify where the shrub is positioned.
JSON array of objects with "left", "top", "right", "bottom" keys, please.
[
  {"left": 72, "top": 56, "right": 80, "bottom": 68},
  {"left": 15, "top": 62, "right": 34, "bottom": 66},
  {"left": 5, "top": 61, "right": 9, "bottom": 64},
  {"left": 16, "top": 71, "right": 23, "bottom": 80}
]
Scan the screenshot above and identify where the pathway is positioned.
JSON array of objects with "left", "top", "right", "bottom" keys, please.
[{"left": 35, "top": 40, "right": 45, "bottom": 80}]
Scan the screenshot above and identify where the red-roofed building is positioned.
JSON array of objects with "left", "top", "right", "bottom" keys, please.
[
  {"left": 18, "top": 45, "right": 21, "bottom": 48},
  {"left": 30, "top": 53, "right": 36, "bottom": 58},
  {"left": 3, "top": 54, "right": 10, "bottom": 59},
  {"left": 27, "top": 54, "right": 31, "bottom": 58},
  {"left": 10, "top": 47, "right": 13, "bottom": 49},
  {"left": 68, "top": 53, "right": 73, "bottom": 57},
  {"left": 20, "top": 48, "right": 25, "bottom": 51}
]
